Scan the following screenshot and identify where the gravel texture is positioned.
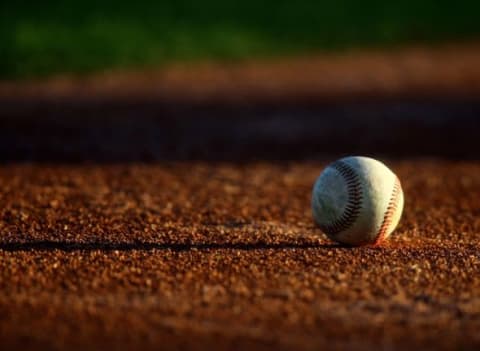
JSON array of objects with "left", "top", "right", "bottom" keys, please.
[
  {"left": 0, "top": 161, "right": 479, "bottom": 350},
  {"left": 1, "top": 44, "right": 479, "bottom": 350}
]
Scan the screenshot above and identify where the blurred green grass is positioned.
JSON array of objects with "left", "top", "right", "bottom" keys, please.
[{"left": 1, "top": 0, "right": 479, "bottom": 79}]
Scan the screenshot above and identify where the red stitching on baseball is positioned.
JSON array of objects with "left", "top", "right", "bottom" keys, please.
[
  {"left": 318, "top": 161, "right": 363, "bottom": 235},
  {"left": 374, "top": 177, "right": 402, "bottom": 245}
]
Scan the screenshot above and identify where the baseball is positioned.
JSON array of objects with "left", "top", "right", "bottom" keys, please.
[{"left": 311, "top": 156, "right": 404, "bottom": 246}]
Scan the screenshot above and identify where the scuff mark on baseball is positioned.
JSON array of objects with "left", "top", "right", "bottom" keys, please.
[{"left": 312, "top": 156, "right": 404, "bottom": 246}]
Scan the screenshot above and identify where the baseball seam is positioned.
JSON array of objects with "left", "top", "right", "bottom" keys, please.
[
  {"left": 318, "top": 161, "right": 363, "bottom": 235},
  {"left": 374, "top": 177, "right": 402, "bottom": 245}
]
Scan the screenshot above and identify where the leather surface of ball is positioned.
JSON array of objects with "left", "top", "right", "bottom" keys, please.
[{"left": 312, "top": 156, "right": 404, "bottom": 246}]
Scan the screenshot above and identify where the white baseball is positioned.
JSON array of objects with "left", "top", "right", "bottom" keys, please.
[{"left": 311, "top": 156, "right": 404, "bottom": 246}]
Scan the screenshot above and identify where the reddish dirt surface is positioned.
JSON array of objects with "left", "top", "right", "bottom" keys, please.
[
  {"left": 0, "top": 44, "right": 480, "bottom": 350},
  {"left": 2, "top": 43, "right": 480, "bottom": 101},
  {"left": 1, "top": 43, "right": 479, "bottom": 163},
  {"left": 0, "top": 161, "right": 479, "bottom": 351}
]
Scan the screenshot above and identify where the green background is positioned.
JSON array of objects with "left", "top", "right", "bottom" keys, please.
[{"left": 1, "top": 0, "right": 479, "bottom": 79}]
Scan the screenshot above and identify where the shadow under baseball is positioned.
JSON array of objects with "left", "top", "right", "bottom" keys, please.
[{"left": 0, "top": 240, "right": 350, "bottom": 252}]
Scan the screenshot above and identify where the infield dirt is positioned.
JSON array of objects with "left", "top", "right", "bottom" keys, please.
[{"left": 0, "top": 44, "right": 479, "bottom": 351}]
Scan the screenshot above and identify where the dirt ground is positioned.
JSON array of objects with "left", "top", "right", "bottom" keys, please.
[{"left": 0, "top": 44, "right": 479, "bottom": 350}]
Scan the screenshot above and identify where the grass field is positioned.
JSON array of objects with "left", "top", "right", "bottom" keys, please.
[{"left": 1, "top": 0, "right": 480, "bottom": 79}]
